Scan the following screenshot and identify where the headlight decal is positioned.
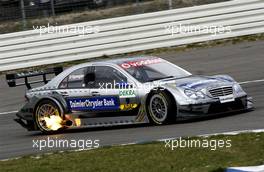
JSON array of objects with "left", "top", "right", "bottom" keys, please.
[
  {"left": 233, "top": 84, "right": 243, "bottom": 94},
  {"left": 184, "top": 89, "right": 205, "bottom": 99}
]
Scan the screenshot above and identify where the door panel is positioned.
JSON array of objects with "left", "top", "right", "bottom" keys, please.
[
  {"left": 57, "top": 65, "right": 140, "bottom": 117},
  {"left": 87, "top": 65, "right": 139, "bottom": 114}
]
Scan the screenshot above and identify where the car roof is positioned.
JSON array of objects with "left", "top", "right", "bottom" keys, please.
[
  {"left": 72, "top": 55, "right": 158, "bottom": 68},
  {"left": 100, "top": 55, "right": 158, "bottom": 64},
  {"left": 43, "top": 55, "right": 158, "bottom": 89}
]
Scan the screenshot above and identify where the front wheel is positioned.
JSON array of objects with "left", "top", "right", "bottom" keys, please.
[{"left": 147, "top": 91, "right": 175, "bottom": 125}]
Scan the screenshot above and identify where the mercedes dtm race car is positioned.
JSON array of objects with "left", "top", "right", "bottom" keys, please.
[{"left": 6, "top": 56, "right": 253, "bottom": 133}]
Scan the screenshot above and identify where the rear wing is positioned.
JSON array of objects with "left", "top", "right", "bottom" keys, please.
[{"left": 6, "top": 67, "right": 63, "bottom": 89}]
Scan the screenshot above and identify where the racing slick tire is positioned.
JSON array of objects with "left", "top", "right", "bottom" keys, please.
[
  {"left": 146, "top": 91, "right": 175, "bottom": 125},
  {"left": 34, "top": 99, "right": 64, "bottom": 134}
]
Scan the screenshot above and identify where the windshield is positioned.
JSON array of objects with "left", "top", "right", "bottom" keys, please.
[{"left": 118, "top": 58, "right": 191, "bottom": 83}]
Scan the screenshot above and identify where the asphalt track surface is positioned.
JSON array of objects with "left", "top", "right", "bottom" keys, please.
[{"left": 0, "top": 40, "right": 263, "bottom": 160}]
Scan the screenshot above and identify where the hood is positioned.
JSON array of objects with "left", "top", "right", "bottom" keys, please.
[{"left": 162, "top": 75, "right": 235, "bottom": 90}]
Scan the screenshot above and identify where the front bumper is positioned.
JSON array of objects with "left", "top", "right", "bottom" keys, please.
[
  {"left": 14, "top": 118, "right": 36, "bottom": 131},
  {"left": 177, "top": 96, "right": 253, "bottom": 118}
]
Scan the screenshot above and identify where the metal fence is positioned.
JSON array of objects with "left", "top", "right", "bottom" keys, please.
[
  {"left": 0, "top": 0, "right": 229, "bottom": 32},
  {"left": 0, "top": 0, "right": 263, "bottom": 72},
  {"left": 0, "top": 0, "right": 142, "bottom": 21}
]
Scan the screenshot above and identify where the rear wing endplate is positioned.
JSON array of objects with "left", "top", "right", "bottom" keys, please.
[{"left": 6, "top": 67, "right": 63, "bottom": 89}]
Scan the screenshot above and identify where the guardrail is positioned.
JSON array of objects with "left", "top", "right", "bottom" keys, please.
[{"left": 0, "top": 0, "right": 263, "bottom": 72}]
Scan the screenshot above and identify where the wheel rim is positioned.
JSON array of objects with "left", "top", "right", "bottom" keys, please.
[
  {"left": 149, "top": 94, "right": 168, "bottom": 123},
  {"left": 36, "top": 104, "right": 60, "bottom": 131}
]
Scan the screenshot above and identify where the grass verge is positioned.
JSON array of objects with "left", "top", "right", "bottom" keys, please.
[{"left": 0, "top": 132, "right": 264, "bottom": 172}]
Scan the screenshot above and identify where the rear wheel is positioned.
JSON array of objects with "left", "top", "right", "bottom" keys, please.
[
  {"left": 147, "top": 91, "right": 175, "bottom": 125},
  {"left": 34, "top": 100, "right": 63, "bottom": 134}
]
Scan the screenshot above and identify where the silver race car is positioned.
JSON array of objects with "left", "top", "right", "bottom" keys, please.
[{"left": 6, "top": 56, "right": 253, "bottom": 133}]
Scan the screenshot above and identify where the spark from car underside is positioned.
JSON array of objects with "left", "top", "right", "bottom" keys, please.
[{"left": 43, "top": 116, "right": 63, "bottom": 131}]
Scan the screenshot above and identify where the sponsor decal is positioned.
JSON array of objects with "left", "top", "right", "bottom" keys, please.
[
  {"left": 179, "top": 79, "right": 218, "bottom": 89},
  {"left": 75, "top": 118, "right": 81, "bottom": 127},
  {"left": 180, "top": 76, "right": 234, "bottom": 89},
  {"left": 120, "top": 58, "right": 163, "bottom": 69},
  {"left": 68, "top": 74, "right": 84, "bottom": 81},
  {"left": 215, "top": 76, "right": 234, "bottom": 82},
  {"left": 219, "top": 95, "right": 235, "bottom": 103},
  {"left": 119, "top": 89, "right": 136, "bottom": 98},
  {"left": 67, "top": 97, "right": 119, "bottom": 111},
  {"left": 120, "top": 104, "right": 138, "bottom": 110}
]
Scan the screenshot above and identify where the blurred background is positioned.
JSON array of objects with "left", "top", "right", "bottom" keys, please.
[{"left": 0, "top": 0, "right": 229, "bottom": 33}]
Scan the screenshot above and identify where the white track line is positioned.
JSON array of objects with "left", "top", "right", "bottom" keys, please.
[
  {"left": 239, "top": 79, "right": 264, "bottom": 85},
  {"left": 0, "top": 79, "right": 263, "bottom": 115},
  {"left": 0, "top": 111, "right": 18, "bottom": 115},
  {"left": 198, "top": 129, "right": 264, "bottom": 137}
]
